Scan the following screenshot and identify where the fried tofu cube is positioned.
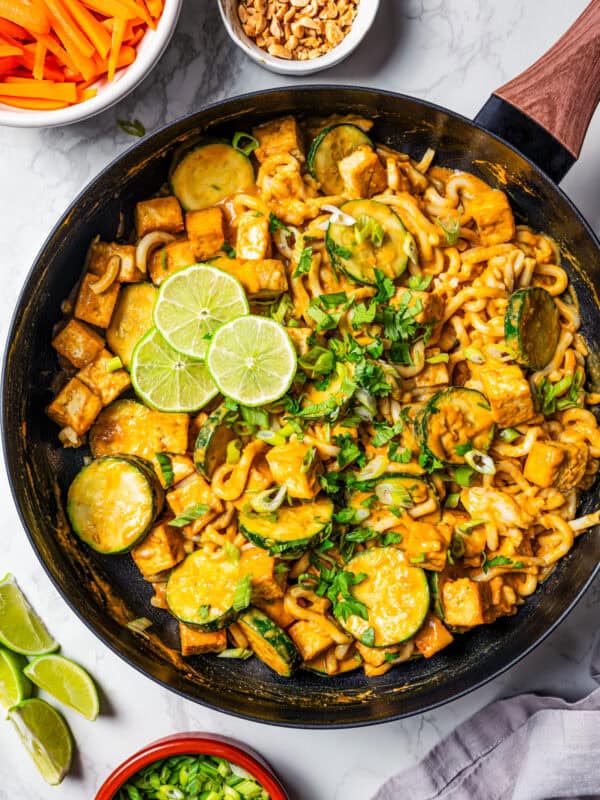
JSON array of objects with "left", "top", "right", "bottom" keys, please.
[
  {"left": 154, "top": 412, "right": 189, "bottom": 454},
  {"left": 355, "top": 642, "right": 401, "bottom": 667},
  {"left": 131, "top": 519, "right": 186, "bottom": 577},
  {"left": 179, "top": 624, "right": 227, "bottom": 656},
  {"left": 74, "top": 274, "right": 120, "bottom": 328},
  {"left": 254, "top": 597, "right": 295, "bottom": 629},
  {"left": 135, "top": 196, "right": 184, "bottom": 238},
  {"left": 77, "top": 348, "right": 131, "bottom": 405},
  {"left": 240, "top": 547, "right": 284, "bottom": 601},
  {"left": 148, "top": 240, "right": 197, "bottom": 286},
  {"left": 524, "top": 440, "right": 588, "bottom": 491},
  {"left": 414, "top": 614, "right": 454, "bottom": 658},
  {"left": 442, "top": 578, "right": 488, "bottom": 627},
  {"left": 47, "top": 377, "right": 103, "bottom": 436},
  {"left": 392, "top": 289, "right": 444, "bottom": 325},
  {"left": 210, "top": 256, "right": 288, "bottom": 299},
  {"left": 253, "top": 116, "right": 304, "bottom": 163},
  {"left": 52, "top": 319, "right": 105, "bottom": 369},
  {"left": 414, "top": 352, "right": 450, "bottom": 389},
  {"left": 87, "top": 240, "right": 143, "bottom": 283},
  {"left": 185, "top": 207, "right": 225, "bottom": 261},
  {"left": 266, "top": 441, "right": 322, "bottom": 499},
  {"left": 166, "top": 472, "right": 223, "bottom": 518},
  {"left": 286, "top": 327, "right": 314, "bottom": 356},
  {"left": 338, "top": 145, "right": 387, "bottom": 198},
  {"left": 479, "top": 364, "right": 534, "bottom": 426},
  {"left": 151, "top": 454, "right": 195, "bottom": 489},
  {"left": 467, "top": 190, "right": 515, "bottom": 246},
  {"left": 236, "top": 211, "right": 271, "bottom": 260},
  {"left": 288, "top": 620, "right": 334, "bottom": 661}
]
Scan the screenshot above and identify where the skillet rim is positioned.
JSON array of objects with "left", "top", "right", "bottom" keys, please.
[{"left": 3, "top": 84, "right": 600, "bottom": 728}]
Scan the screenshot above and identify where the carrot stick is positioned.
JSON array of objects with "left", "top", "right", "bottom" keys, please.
[
  {"left": 0, "top": 79, "right": 77, "bottom": 100},
  {"left": 45, "top": 9, "right": 96, "bottom": 80},
  {"left": 45, "top": 0, "right": 95, "bottom": 57},
  {"left": 0, "top": 0, "right": 51, "bottom": 35},
  {"left": 107, "top": 15, "right": 123, "bottom": 81},
  {"left": 77, "top": 85, "right": 96, "bottom": 101},
  {"left": 0, "top": 54, "right": 19, "bottom": 73},
  {"left": 81, "top": 0, "right": 137, "bottom": 20},
  {"left": 145, "top": 0, "right": 162, "bottom": 18},
  {"left": 62, "top": 0, "right": 110, "bottom": 58},
  {"left": 4, "top": 75, "right": 52, "bottom": 82},
  {"left": 0, "top": 42, "right": 22, "bottom": 57},
  {"left": 32, "top": 37, "right": 46, "bottom": 78},
  {"left": 0, "top": 94, "right": 68, "bottom": 108},
  {"left": 128, "top": 26, "right": 144, "bottom": 46},
  {"left": 33, "top": 33, "right": 76, "bottom": 71},
  {"left": 0, "top": 19, "right": 31, "bottom": 40}
]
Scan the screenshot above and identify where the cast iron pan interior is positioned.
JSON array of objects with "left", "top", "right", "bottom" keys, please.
[{"left": 4, "top": 87, "right": 600, "bottom": 727}]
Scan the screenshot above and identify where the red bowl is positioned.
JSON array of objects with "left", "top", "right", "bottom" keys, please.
[{"left": 95, "top": 733, "right": 290, "bottom": 799}]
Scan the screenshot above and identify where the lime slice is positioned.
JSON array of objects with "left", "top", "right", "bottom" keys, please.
[
  {"left": 154, "top": 264, "right": 249, "bottom": 359},
  {"left": 9, "top": 698, "right": 73, "bottom": 785},
  {"left": 0, "top": 574, "right": 59, "bottom": 656},
  {"left": 0, "top": 646, "right": 32, "bottom": 709},
  {"left": 24, "top": 654, "right": 99, "bottom": 721},
  {"left": 131, "top": 327, "right": 218, "bottom": 413},
  {"left": 206, "top": 315, "right": 297, "bottom": 406}
]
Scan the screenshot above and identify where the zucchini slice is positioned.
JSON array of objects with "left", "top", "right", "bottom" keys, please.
[
  {"left": 238, "top": 497, "right": 334, "bottom": 554},
  {"left": 194, "top": 404, "right": 236, "bottom": 479},
  {"left": 505, "top": 286, "right": 559, "bottom": 369},
  {"left": 237, "top": 607, "right": 300, "bottom": 677},
  {"left": 326, "top": 200, "right": 414, "bottom": 285},
  {"left": 301, "top": 362, "right": 355, "bottom": 420},
  {"left": 170, "top": 142, "right": 255, "bottom": 211},
  {"left": 308, "top": 123, "right": 373, "bottom": 194},
  {"left": 166, "top": 549, "right": 243, "bottom": 631},
  {"left": 419, "top": 388, "right": 495, "bottom": 464},
  {"left": 348, "top": 474, "right": 440, "bottom": 523},
  {"left": 106, "top": 283, "right": 158, "bottom": 369},
  {"left": 428, "top": 572, "right": 445, "bottom": 620},
  {"left": 67, "top": 456, "right": 164, "bottom": 554},
  {"left": 340, "top": 547, "right": 430, "bottom": 647}
]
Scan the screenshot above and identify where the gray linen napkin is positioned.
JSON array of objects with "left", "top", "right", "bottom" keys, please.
[{"left": 373, "top": 637, "right": 600, "bottom": 800}]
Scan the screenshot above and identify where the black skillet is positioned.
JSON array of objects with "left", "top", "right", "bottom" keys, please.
[{"left": 3, "top": 3, "right": 600, "bottom": 728}]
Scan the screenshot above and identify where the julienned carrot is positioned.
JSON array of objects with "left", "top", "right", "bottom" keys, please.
[
  {"left": 62, "top": 0, "right": 111, "bottom": 59},
  {"left": 44, "top": 0, "right": 95, "bottom": 58},
  {"left": 0, "top": 55, "right": 19, "bottom": 73},
  {"left": 0, "top": 79, "right": 77, "bottom": 100},
  {"left": 32, "top": 38, "right": 46, "bottom": 79},
  {"left": 0, "top": 0, "right": 51, "bottom": 35},
  {"left": 0, "top": 95, "right": 68, "bottom": 109},
  {"left": 45, "top": 6, "right": 96, "bottom": 81},
  {"left": 145, "top": 0, "right": 163, "bottom": 18},
  {"left": 34, "top": 33, "right": 77, "bottom": 71},
  {"left": 0, "top": 41, "right": 22, "bottom": 57},
  {"left": 107, "top": 15, "right": 124, "bottom": 81},
  {"left": 80, "top": 0, "right": 137, "bottom": 20},
  {"left": 0, "top": 19, "right": 31, "bottom": 40}
]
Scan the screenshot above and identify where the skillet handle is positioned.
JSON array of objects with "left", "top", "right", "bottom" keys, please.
[{"left": 475, "top": 0, "right": 600, "bottom": 183}]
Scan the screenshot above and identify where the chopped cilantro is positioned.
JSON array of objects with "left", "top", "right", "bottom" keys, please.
[
  {"left": 408, "top": 274, "right": 432, "bottom": 291},
  {"left": 360, "top": 627, "right": 376, "bottom": 647},
  {"left": 268, "top": 212, "right": 290, "bottom": 234},
  {"left": 293, "top": 245, "right": 313, "bottom": 278},
  {"left": 220, "top": 242, "right": 236, "bottom": 258}
]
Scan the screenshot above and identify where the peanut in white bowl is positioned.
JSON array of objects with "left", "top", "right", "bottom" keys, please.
[
  {"left": 0, "top": 0, "right": 182, "bottom": 130},
  {"left": 218, "top": 0, "right": 381, "bottom": 76}
]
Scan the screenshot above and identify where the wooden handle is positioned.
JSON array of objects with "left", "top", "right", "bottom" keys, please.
[{"left": 495, "top": 0, "right": 600, "bottom": 157}]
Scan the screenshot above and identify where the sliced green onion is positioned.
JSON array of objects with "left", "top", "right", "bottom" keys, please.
[
  {"left": 355, "top": 215, "right": 384, "bottom": 247},
  {"left": 426, "top": 353, "right": 449, "bottom": 364},
  {"left": 217, "top": 648, "right": 253, "bottom": 660},
  {"left": 457, "top": 518, "right": 486, "bottom": 534},
  {"left": 301, "top": 446, "right": 317, "bottom": 473},
  {"left": 403, "top": 232, "right": 419, "bottom": 264},
  {"left": 357, "top": 455, "right": 388, "bottom": 481},
  {"left": 464, "top": 449, "right": 496, "bottom": 474},
  {"left": 298, "top": 345, "right": 334, "bottom": 377},
  {"left": 226, "top": 439, "right": 242, "bottom": 464},
  {"left": 155, "top": 452, "right": 174, "bottom": 487},
  {"left": 232, "top": 131, "right": 259, "bottom": 155},
  {"left": 450, "top": 533, "right": 465, "bottom": 558},
  {"left": 463, "top": 346, "right": 485, "bottom": 364},
  {"left": 444, "top": 492, "right": 461, "bottom": 508},
  {"left": 499, "top": 427, "right": 521, "bottom": 442},
  {"left": 375, "top": 481, "right": 413, "bottom": 507},
  {"left": 224, "top": 541, "right": 241, "bottom": 564},
  {"left": 250, "top": 484, "right": 287, "bottom": 513},
  {"left": 126, "top": 617, "right": 152, "bottom": 634},
  {"left": 105, "top": 356, "right": 123, "bottom": 372},
  {"left": 256, "top": 430, "right": 286, "bottom": 447},
  {"left": 170, "top": 503, "right": 209, "bottom": 527},
  {"left": 232, "top": 574, "right": 252, "bottom": 612},
  {"left": 436, "top": 214, "right": 461, "bottom": 245}
]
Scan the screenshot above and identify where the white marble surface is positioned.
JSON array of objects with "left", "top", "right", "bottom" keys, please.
[{"left": 1, "top": 1, "right": 600, "bottom": 798}]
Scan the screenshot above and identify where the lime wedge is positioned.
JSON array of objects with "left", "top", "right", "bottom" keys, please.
[
  {"left": 9, "top": 698, "right": 73, "bottom": 785},
  {"left": 154, "top": 264, "right": 249, "bottom": 359},
  {"left": 0, "top": 575, "right": 59, "bottom": 656},
  {"left": 0, "top": 646, "right": 32, "bottom": 709},
  {"left": 24, "top": 654, "right": 99, "bottom": 721},
  {"left": 131, "top": 327, "right": 218, "bottom": 412},
  {"left": 206, "top": 315, "right": 297, "bottom": 406}
]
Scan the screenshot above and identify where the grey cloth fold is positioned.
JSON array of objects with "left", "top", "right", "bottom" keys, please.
[{"left": 373, "top": 638, "right": 600, "bottom": 800}]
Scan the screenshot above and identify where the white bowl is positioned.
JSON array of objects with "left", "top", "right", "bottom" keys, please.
[
  {"left": 0, "top": 0, "right": 182, "bottom": 129},
  {"left": 218, "top": 0, "right": 380, "bottom": 75}
]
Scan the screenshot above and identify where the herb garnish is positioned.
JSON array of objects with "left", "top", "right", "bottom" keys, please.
[
  {"left": 155, "top": 453, "right": 174, "bottom": 487},
  {"left": 117, "top": 118, "right": 145, "bottom": 137},
  {"left": 170, "top": 503, "right": 209, "bottom": 527}
]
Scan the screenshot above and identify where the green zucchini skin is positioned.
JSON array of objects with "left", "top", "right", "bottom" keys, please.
[
  {"left": 166, "top": 549, "right": 241, "bottom": 632},
  {"left": 67, "top": 455, "right": 164, "bottom": 555},
  {"left": 347, "top": 474, "right": 441, "bottom": 521},
  {"left": 170, "top": 141, "right": 255, "bottom": 211},
  {"left": 340, "top": 547, "right": 430, "bottom": 647},
  {"left": 238, "top": 497, "right": 334, "bottom": 555},
  {"left": 418, "top": 387, "right": 495, "bottom": 465},
  {"left": 326, "top": 200, "right": 414, "bottom": 285},
  {"left": 505, "top": 287, "right": 559, "bottom": 369},
  {"left": 428, "top": 571, "right": 445, "bottom": 620},
  {"left": 307, "top": 123, "right": 372, "bottom": 194},
  {"left": 237, "top": 607, "right": 301, "bottom": 677},
  {"left": 194, "top": 404, "right": 236, "bottom": 479}
]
